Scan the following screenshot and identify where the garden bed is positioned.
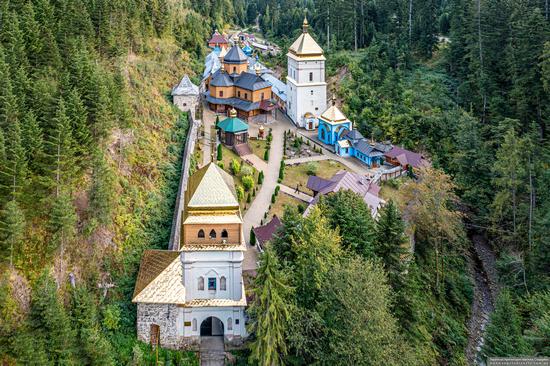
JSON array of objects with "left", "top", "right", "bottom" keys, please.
[{"left": 284, "top": 130, "right": 322, "bottom": 159}]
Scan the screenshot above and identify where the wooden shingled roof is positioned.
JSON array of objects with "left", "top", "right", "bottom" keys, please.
[{"left": 132, "top": 250, "right": 180, "bottom": 300}]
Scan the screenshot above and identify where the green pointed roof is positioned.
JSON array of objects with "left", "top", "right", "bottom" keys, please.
[{"left": 217, "top": 109, "right": 249, "bottom": 133}]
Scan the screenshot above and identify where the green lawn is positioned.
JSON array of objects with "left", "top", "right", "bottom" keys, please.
[
  {"left": 282, "top": 160, "right": 349, "bottom": 196},
  {"left": 268, "top": 192, "right": 303, "bottom": 219},
  {"left": 217, "top": 145, "right": 260, "bottom": 211},
  {"left": 249, "top": 138, "right": 269, "bottom": 161}
]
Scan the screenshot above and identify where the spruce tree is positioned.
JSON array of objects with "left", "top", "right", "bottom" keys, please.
[
  {"left": 88, "top": 151, "right": 115, "bottom": 226},
  {"left": 47, "top": 192, "right": 77, "bottom": 256},
  {"left": 0, "top": 200, "right": 25, "bottom": 267},
  {"left": 374, "top": 200, "right": 408, "bottom": 287},
  {"left": 30, "top": 271, "right": 77, "bottom": 364},
  {"left": 248, "top": 248, "right": 292, "bottom": 366},
  {"left": 217, "top": 143, "right": 222, "bottom": 161},
  {"left": 65, "top": 88, "right": 91, "bottom": 160},
  {"left": 482, "top": 290, "right": 530, "bottom": 358},
  {"left": 21, "top": 111, "right": 44, "bottom": 173}
]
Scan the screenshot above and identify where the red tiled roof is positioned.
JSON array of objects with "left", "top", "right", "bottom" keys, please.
[
  {"left": 253, "top": 215, "right": 282, "bottom": 246},
  {"left": 209, "top": 32, "right": 228, "bottom": 45}
]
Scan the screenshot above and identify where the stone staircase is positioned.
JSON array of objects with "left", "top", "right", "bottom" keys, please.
[
  {"left": 199, "top": 336, "right": 225, "bottom": 366},
  {"left": 233, "top": 143, "right": 252, "bottom": 156}
]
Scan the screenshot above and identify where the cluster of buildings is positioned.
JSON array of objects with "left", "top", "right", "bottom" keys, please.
[{"left": 141, "top": 18, "right": 429, "bottom": 352}]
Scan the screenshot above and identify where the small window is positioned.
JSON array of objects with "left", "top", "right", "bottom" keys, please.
[
  {"left": 233, "top": 66, "right": 236, "bottom": 73},
  {"left": 237, "top": 91, "right": 241, "bottom": 98},
  {"left": 235, "top": 319, "right": 239, "bottom": 325},
  {"left": 209, "top": 229, "right": 216, "bottom": 239},
  {"left": 219, "top": 90, "right": 223, "bottom": 97},
  {"left": 192, "top": 318, "right": 197, "bottom": 331},
  {"left": 198, "top": 277, "right": 204, "bottom": 291},
  {"left": 220, "top": 276, "right": 227, "bottom": 290},
  {"left": 208, "top": 277, "right": 216, "bottom": 290},
  {"left": 261, "top": 92, "right": 264, "bottom": 100},
  {"left": 227, "top": 317, "right": 233, "bottom": 330},
  {"left": 310, "top": 90, "right": 314, "bottom": 96},
  {"left": 183, "top": 103, "right": 187, "bottom": 106},
  {"left": 244, "top": 93, "right": 248, "bottom": 99},
  {"left": 309, "top": 72, "right": 313, "bottom": 81},
  {"left": 198, "top": 229, "right": 205, "bottom": 238},
  {"left": 221, "top": 229, "right": 228, "bottom": 238}
]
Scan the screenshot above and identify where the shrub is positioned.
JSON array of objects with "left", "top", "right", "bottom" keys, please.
[
  {"left": 250, "top": 227, "right": 256, "bottom": 245},
  {"left": 216, "top": 144, "right": 222, "bottom": 161},
  {"left": 277, "top": 178, "right": 282, "bottom": 183},
  {"left": 275, "top": 185, "right": 280, "bottom": 195},
  {"left": 258, "top": 171, "right": 264, "bottom": 184},
  {"left": 236, "top": 186, "right": 244, "bottom": 201},
  {"left": 293, "top": 138, "right": 301, "bottom": 149},
  {"left": 217, "top": 162, "right": 224, "bottom": 169},
  {"left": 242, "top": 175, "right": 255, "bottom": 191},
  {"left": 263, "top": 149, "right": 269, "bottom": 161},
  {"left": 247, "top": 193, "right": 251, "bottom": 203},
  {"left": 297, "top": 204, "right": 305, "bottom": 214},
  {"left": 230, "top": 158, "right": 241, "bottom": 175},
  {"left": 271, "top": 193, "right": 276, "bottom": 204},
  {"left": 306, "top": 162, "right": 319, "bottom": 176},
  {"left": 278, "top": 161, "right": 285, "bottom": 180},
  {"left": 241, "top": 165, "right": 254, "bottom": 177}
]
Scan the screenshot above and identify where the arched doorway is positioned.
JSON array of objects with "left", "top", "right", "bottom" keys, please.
[{"left": 200, "top": 316, "right": 224, "bottom": 337}]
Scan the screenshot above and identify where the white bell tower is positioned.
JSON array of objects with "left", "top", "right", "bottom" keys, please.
[{"left": 286, "top": 17, "right": 327, "bottom": 130}]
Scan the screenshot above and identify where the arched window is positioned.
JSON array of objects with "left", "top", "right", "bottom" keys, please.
[
  {"left": 192, "top": 318, "right": 197, "bottom": 331},
  {"left": 209, "top": 229, "right": 216, "bottom": 239},
  {"left": 221, "top": 229, "right": 228, "bottom": 238},
  {"left": 233, "top": 66, "right": 236, "bottom": 73},
  {"left": 198, "top": 277, "right": 204, "bottom": 291},
  {"left": 198, "top": 229, "right": 205, "bottom": 238},
  {"left": 220, "top": 276, "right": 227, "bottom": 291},
  {"left": 321, "top": 129, "right": 325, "bottom": 140},
  {"left": 227, "top": 317, "right": 233, "bottom": 331}
]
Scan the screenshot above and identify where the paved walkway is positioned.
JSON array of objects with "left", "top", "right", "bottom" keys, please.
[
  {"left": 285, "top": 154, "right": 329, "bottom": 165},
  {"left": 279, "top": 184, "right": 313, "bottom": 203},
  {"left": 199, "top": 336, "right": 225, "bottom": 366},
  {"left": 241, "top": 114, "right": 291, "bottom": 271},
  {"left": 201, "top": 106, "right": 218, "bottom": 167}
]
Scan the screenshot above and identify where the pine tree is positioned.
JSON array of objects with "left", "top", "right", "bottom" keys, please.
[
  {"left": 88, "top": 151, "right": 115, "bottom": 226},
  {"left": 65, "top": 88, "right": 91, "bottom": 160},
  {"left": 21, "top": 111, "right": 44, "bottom": 173},
  {"left": 248, "top": 248, "right": 292, "bottom": 366},
  {"left": 0, "top": 47, "right": 20, "bottom": 130},
  {"left": 30, "top": 270, "right": 77, "bottom": 364},
  {"left": 482, "top": 290, "right": 531, "bottom": 358},
  {"left": 320, "top": 190, "right": 376, "bottom": 257},
  {"left": 47, "top": 192, "right": 77, "bottom": 256},
  {"left": 1, "top": 119, "right": 27, "bottom": 201},
  {"left": 374, "top": 200, "right": 408, "bottom": 287},
  {"left": 45, "top": 98, "right": 77, "bottom": 194},
  {"left": 0, "top": 200, "right": 25, "bottom": 267}
]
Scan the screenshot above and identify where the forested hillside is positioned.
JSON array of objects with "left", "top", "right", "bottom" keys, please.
[
  {"left": 0, "top": 0, "right": 243, "bottom": 364},
  {"left": 245, "top": 0, "right": 550, "bottom": 365}
]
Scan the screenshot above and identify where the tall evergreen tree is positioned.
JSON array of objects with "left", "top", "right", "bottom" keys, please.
[
  {"left": 0, "top": 200, "right": 25, "bottom": 267},
  {"left": 248, "top": 248, "right": 292, "bottom": 366}
]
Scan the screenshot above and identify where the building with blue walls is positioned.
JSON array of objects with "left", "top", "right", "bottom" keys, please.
[
  {"left": 317, "top": 101, "right": 352, "bottom": 145},
  {"left": 318, "top": 103, "right": 391, "bottom": 168}
]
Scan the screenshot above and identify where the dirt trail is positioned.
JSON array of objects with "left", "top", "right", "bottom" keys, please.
[{"left": 465, "top": 233, "right": 499, "bottom": 365}]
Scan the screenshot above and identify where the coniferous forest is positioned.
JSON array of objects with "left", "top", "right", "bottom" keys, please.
[{"left": 0, "top": 0, "right": 549, "bottom": 365}]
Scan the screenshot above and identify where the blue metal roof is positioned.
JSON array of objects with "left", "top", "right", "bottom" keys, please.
[{"left": 261, "top": 74, "right": 288, "bottom": 102}]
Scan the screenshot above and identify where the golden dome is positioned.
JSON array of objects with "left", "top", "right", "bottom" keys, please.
[{"left": 229, "top": 108, "right": 237, "bottom": 118}]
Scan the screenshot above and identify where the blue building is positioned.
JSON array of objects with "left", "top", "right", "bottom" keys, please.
[
  {"left": 318, "top": 103, "right": 391, "bottom": 168},
  {"left": 317, "top": 102, "right": 352, "bottom": 145}
]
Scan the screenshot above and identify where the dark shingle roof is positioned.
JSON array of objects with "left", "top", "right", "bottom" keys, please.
[
  {"left": 224, "top": 46, "right": 248, "bottom": 64},
  {"left": 203, "top": 91, "right": 261, "bottom": 112},
  {"left": 353, "top": 140, "right": 383, "bottom": 157},
  {"left": 209, "top": 69, "right": 234, "bottom": 87},
  {"left": 253, "top": 216, "right": 282, "bottom": 246},
  {"left": 234, "top": 72, "right": 272, "bottom": 91},
  {"left": 306, "top": 175, "right": 335, "bottom": 192},
  {"left": 341, "top": 129, "right": 364, "bottom": 142}
]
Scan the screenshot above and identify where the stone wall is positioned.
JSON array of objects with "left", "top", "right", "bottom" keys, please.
[
  {"left": 168, "top": 112, "right": 200, "bottom": 250},
  {"left": 137, "top": 303, "right": 182, "bottom": 349},
  {"left": 173, "top": 95, "right": 199, "bottom": 119}
]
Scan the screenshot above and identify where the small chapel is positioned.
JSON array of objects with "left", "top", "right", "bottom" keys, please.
[{"left": 132, "top": 163, "right": 247, "bottom": 349}]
